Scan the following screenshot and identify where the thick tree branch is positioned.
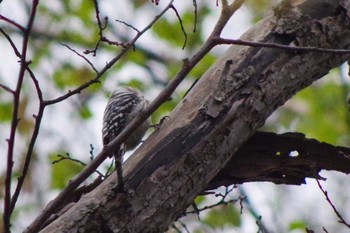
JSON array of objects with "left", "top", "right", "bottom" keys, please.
[
  {"left": 25, "top": 1, "right": 245, "bottom": 232},
  {"left": 208, "top": 131, "right": 350, "bottom": 189},
  {"left": 24, "top": 2, "right": 178, "bottom": 232}
]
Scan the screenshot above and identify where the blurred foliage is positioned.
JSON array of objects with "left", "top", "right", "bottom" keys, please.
[
  {"left": 50, "top": 153, "right": 84, "bottom": 190},
  {"left": 79, "top": 103, "right": 93, "bottom": 119},
  {"left": 265, "top": 70, "right": 350, "bottom": 146},
  {"left": 288, "top": 220, "right": 307, "bottom": 231},
  {"left": 293, "top": 81, "right": 350, "bottom": 145},
  {"left": 153, "top": 6, "right": 210, "bottom": 49},
  {"left": 202, "top": 204, "right": 241, "bottom": 229},
  {"left": 0, "top": 100, "right": 13, "bottom": 122},
  {"left": 53, "top": 65, "right": 94, "bottom": 90},
  {"left": 1, "top": 1, "right": 350, "bottom": 233},
  {"left": 194, "top": 195, "right": 206, "bottom": 206},
  {"left": 245, "top": 0, "right": 279, "bottom": 22}
]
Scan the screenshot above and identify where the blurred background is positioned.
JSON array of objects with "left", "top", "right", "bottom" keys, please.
[{"left": 1, "top": 0, "right": 350, "bottom": 232}]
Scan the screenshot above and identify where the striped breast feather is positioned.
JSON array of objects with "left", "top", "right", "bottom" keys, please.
[{"left": 102, "top": 91, "right": 140, "bottom": 145}]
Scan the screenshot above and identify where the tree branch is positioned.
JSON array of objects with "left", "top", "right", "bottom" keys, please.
[
  {"left": 25, "top": 0, "right": 245, "bottom": 231},
  {"left": 214, "top": 38, "right": 350, "bottom": 54},
  {"left": 316, "top": 179, "right": 350, "bottom": 229},
  {"left": 208, "top": 131, "right": 350, "bottom": 189},
  {"left": 3, "top": 1, "right": 39, "bottom": 232}
]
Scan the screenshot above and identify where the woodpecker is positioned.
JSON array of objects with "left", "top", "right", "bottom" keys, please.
[{"left": 102, "top": 86, "right": 150, "bottom": 191}]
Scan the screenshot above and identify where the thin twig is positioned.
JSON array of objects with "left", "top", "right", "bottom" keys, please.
[
  {"left": 170, "top": 4, "right": 187, "bottom": 49},
  {"left": 10, "top": 106, "right": 45, "bottom": 214},
  {"left": 115, "top": 19, "right": 140, "bottom": 33},
  {"left": 60, "top": 43, "right": 99, "bottom": 73},
  {"left": 186, "top": 186, "right": 239, "bottom": 214},
  {"left": 0, "top": 27, "right": 22, "bottom": 58},
  {"left": 10, "top": 65, "right": 45, "bottom": 214},
  {"left": 86, "top": 0, "right": 105, "bottom": 56},
  {"left": 316, "top": 179, "right": 350, "bottom": 229},
  {"left": 26, "top": 66, "right": 43, "bottom": 101},
  {"left": 214, "top": 38, "right": 350, "bottom": 54},
  {"left": 171, "top": 223, "right": 182, "bottom": 233},
  {"left": 4, "top": 0, "right": 39, "bottom": 231},
  {"left": 238, "top": 187, "right": 271, "bottom": 233},
  {"left": 0, "top": 15, "right": 26, "bottom": 32},
  {"left": 192, "top": 0, "right": 198, "bottom": 33},
  {"left": 0, "top": 83, "right": 14, "bottom": 94},
  {"left": 52, "top": 154, "right": 105, "bottom": 178},
  {"left": 85, "top": 0, "right": 128, "bottom": 56},
  {"left": 176, "top": 219, "right": 190, "bottom": 233}
]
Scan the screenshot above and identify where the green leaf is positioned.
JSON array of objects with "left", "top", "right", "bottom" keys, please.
[
  {"left": 53, "top": 65, "right": 94, "bottom": 90},
  {"left": 0, "top": 101, "right": 13, "bottom": 122},
  {"left": 194, "top": 195, "right": 206, "bottom": 206},
  {"left": 288, "top": 220, "right": 307, "bottom": 231},
  {"left": 50, "top": 153, "right": 84, "bottom": 190},
  {"left": 265, "top": 71, "right": 350, "bottom": 146},
  {"left": 202, "top": 204, "right": 241, "bottom": 229},
  {"left": 153, "top": 18, "right": 185, "bottom": 48},
  {"left": 79, "top": 104, "right": 93, "bottom": 119}
]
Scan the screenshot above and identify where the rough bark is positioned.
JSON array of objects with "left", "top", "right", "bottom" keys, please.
[{"left": 40, "top": 0, "right": 350, "bottom": 232}]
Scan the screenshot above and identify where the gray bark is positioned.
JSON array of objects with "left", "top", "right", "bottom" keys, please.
[{"left": 40, "top": 0, "right": 350, "bottom": 232}]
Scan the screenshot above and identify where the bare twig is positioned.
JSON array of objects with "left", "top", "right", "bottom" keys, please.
[
  {"left": 0, "top": 83, "right": 14, "bottom": 94},
  {"left": 10, "top": 66, "right": 44, "bottom": 214},
  {"left": 60, "top": 43, "right": 99, "bottom": 73},
  {"left": 0, "top": 15, "right": 26, "bottom": 32},
  {"left": 3, "top": 16, "right": 45, "bottom": 216},
  {"left": 238, "top": 187, "right": 271, "bottom": 233},
  {"left": 192, "top": 0, "right": 198, "bottom": 32},
  {"left": 316, "top": 179, "right": 350, "bottom": 229},
  {"left": 256, "top": 216, "right": 269, "bottom": 233},
  {"left": 171, "top": 223, "right": 182, "bottom": 233},
  {"left": 186, "top": 186, "right": 240, "bottom": 215},
  {"left": 0, "top": 27, "right": 22, "bottom": 58},
  {"left": 84, "top": 0, "right": 107, "bottom": 56},
  {"left": 3, "top": 0, "right": 39, "bottom": 232},
  {"left": 170, "top": 4, "right": 187, "bottom": 49},
  {"left": 175, "top": 219, "right": 190, "bottom": 233},
  {"left": 26, "top": 66, "right": 43, "bottom": 101},
  {"left": 52, "top": 154, "right": 106, "bottom": 178},
  {"left": 85, "top": 0, "right": 128, "bottom": 56},
  {"left": 214, "top": 38, "right": 350, "bottom": 54},
  {"left": 115, "top": 19, "right": 140, "bottom": 33}
]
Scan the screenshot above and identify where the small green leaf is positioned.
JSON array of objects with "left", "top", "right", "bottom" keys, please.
[
  {"left": 79, "top": 104, "right": 92, "bottom": 119},
  {"left": 202, "top": 204, "right": 241, "bottom": 229},
  {"left": 0, "top": 101, "right": 13, "bottom": 122},
  {"left": 288, "top": 220, "right": 307, "bottom": 230},
  {"left": 50, "top": 153, "right": 84, "bottom": 190},
  {"left": 53, "top": 65, "right": 93, "bottom": 90},
  {"left": 194, "top": 196, "right": 206, "bottom": 206}
]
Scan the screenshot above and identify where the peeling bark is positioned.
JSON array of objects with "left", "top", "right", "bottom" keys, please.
[{"left": 40, "top": 0, "right": 350, "bottom": 232}]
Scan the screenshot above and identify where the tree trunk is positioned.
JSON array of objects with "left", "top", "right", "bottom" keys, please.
[{"left": 40, "top": 0, "right": 350, "bottom": 232}]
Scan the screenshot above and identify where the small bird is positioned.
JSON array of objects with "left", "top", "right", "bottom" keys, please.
[{"left": 102, "top": 86, "right": 150, "bottom": 191}]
